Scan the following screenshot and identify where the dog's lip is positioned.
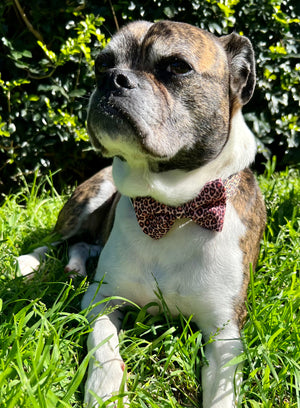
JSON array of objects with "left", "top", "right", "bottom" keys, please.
[
  {"left": 101, "top": 102, "right": 142, "bottom": 137},
  {"left": 98, "top": 102, "right": 169, "bottom": 161}
]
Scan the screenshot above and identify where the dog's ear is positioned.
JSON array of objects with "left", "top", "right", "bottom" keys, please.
[{"left": 219, "top": 33, "right": 255, "bottom": 106}]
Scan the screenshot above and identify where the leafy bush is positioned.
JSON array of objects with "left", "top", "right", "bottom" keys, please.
[
  {"left": 0, "top": 0, "right": 299, "bottom": 196},
  {"left": 0, "top": 1, "right": 110, "bottom": 195}
]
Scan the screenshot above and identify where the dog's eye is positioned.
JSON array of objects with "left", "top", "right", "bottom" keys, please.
[
  {"left": 165, "top": 58, "right": 193, "bottom": 75},
  {"left": 95, "top": 53, "right": 115, "bottom": 74}
]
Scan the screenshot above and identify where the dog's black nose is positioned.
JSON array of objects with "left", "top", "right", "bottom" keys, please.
[{"left": 110, "top": 70, "right": 137, "bottom": 90}]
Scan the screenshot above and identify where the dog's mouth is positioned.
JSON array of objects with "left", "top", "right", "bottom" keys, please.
[
  {"left": 102, "top": 102, "right": 143, "bottom": 140},
  {"left": 88, "top": 98, "right": 169, "bottom": 167}
]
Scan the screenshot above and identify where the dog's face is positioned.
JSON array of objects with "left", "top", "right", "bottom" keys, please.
[{"left": 87, "top": 20, "right": 255, "bottom": 172}]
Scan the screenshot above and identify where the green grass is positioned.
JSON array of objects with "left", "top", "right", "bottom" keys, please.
[{"left": 0, "top": 162, "right": 299, "bottom": 407}]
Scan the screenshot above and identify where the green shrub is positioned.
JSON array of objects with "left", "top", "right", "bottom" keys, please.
[
  {"left": 0, "top": 2, "right": 109, "bottom": 195},
  {"left": 0, "top": 0, "right": 299, "bottom": 196}
]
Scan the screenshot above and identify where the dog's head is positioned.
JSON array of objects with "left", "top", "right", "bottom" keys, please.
[{"left": 88, "top": 20, "right": 255, "bottom": 174}]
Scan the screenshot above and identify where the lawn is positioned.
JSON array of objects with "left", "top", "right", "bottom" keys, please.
[{"left": 0, "top": 162, "right": 299, "bottom": 408}]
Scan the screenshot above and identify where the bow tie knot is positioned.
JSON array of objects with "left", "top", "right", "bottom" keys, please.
[{"left": 133, "top": 175, "right": 240, "bottom": 240}]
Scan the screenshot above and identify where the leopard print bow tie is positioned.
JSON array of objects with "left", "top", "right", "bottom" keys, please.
[{"left": 132, "top": 174, "right": 240, "bottom": 240}]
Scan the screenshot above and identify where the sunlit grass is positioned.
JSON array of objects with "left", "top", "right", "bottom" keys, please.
[{"left": 0, "top": 162, "right": 299, "bottom": 407}]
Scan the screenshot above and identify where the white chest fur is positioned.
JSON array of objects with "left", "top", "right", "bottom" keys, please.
[{"left": 95, "top": 195, "right": 246, "bottom": 332}]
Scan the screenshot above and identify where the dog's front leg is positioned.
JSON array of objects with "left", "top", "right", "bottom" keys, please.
[
  {"left": 82, "top": 283, "right": 127, "bottom": 407},
  {"left": 201, "top": 324, "right": 243, "bottom": 408}
]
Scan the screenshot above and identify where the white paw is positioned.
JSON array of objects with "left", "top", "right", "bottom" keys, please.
[
  {"left": 65, "top": 242, "right": 101, "bottom": 278},
  {"left": 64, "top": 260, "right": 87, "bottom": 278},
  {"left": 85, "top": 358, "right": 128, "bottom": 407},
  {"left": 17, "top": 246, "right": 49, "bottom": 276},
  {"left": 17, "top": 253, "right": 41, "bottom": 276}
]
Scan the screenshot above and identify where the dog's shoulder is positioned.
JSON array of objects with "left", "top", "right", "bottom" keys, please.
[{"left": 55, "top": 165, "right": 120, "bottom": 245}]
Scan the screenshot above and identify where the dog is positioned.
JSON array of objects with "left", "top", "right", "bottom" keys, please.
[{"left": 18, "top": 20, "right": 266, "bottom": 408}]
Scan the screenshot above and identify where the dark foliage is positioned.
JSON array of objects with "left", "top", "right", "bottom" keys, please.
[{"left": 0, "top": 0, "right": 299, "bottom": 196}]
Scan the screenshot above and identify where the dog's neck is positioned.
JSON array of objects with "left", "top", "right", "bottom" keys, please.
[{"left": 112, "top": 110, "right": 256, "bottom": 206}]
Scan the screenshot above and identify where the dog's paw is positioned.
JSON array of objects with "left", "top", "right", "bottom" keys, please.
[
  {"left": 17, "top": 254, "right": 40, "bottom": 276},
  {"left": 64, "top": 260, "right": 87, "bottom": 278},
  {"left": 84, "top": 358, "right": 128, "bottom": 407},
  {"left": 17, "top": 246, "right": 48, "bottom": 276},
  {"left": 65, "top": 243, "right": 102, "bottom": 278}
]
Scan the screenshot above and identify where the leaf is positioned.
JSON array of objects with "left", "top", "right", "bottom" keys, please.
[
  {"left": 37, "top": 41, "right": 57, "bottom": 63},
  {"left": 163, "top": 6, "right": 176, "bottom": 18},
  {"left": 23, "top": 50, "right": 32, "bottom": 58},
  {"left": 69, "top": 89, "right": 86, "bottom": 97},
  {"left": 224, "top": 353, "right": 247, "bottom": 367}
]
